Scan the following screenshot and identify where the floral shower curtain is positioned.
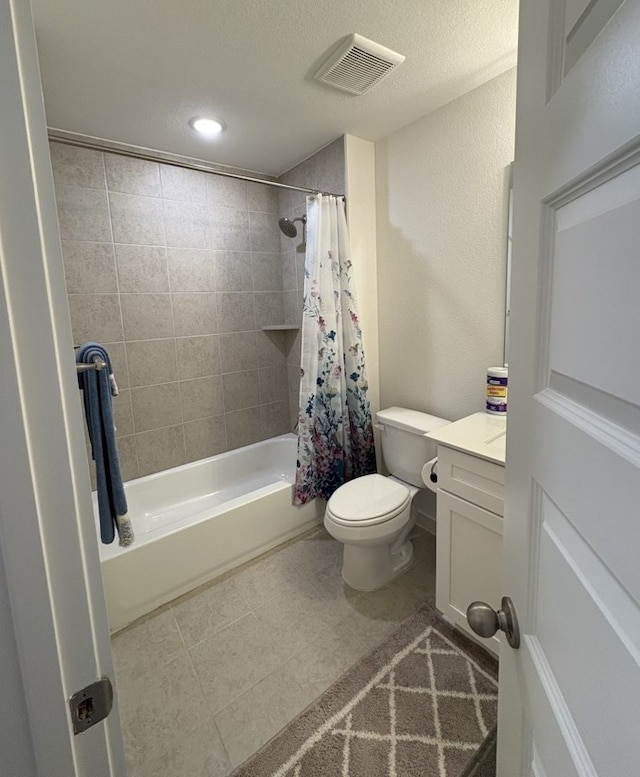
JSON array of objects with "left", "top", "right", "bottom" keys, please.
[{"left": 294, "top": 194, "right": 377, "bottom": 505}]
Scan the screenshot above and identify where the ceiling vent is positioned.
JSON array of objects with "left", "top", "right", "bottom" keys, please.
[{"left": 314, "top": 33, "right": 405, "bottom": 96}]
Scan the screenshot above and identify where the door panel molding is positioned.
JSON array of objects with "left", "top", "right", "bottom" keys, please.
[{"left": 524, "top": 638, "right": 596, "bottom": 777}]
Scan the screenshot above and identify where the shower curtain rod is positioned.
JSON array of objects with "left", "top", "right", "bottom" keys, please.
[{"left": 48, "top": 131, "right": 343, "bottom": 198}]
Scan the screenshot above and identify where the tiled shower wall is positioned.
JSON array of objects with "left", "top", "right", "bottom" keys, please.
[
  {"left": 51, "top": 142, "right": 292, "bottom": 479},
  {"left": 276, "top": 138, "right": 346, "bottom": 426}
]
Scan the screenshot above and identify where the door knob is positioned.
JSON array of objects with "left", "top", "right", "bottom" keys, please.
[{"left": 466, "top": 596, "right": 520, "bottom": 649}]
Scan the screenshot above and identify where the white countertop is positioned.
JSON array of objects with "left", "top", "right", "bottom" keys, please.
[{"left": 425, "top": 412, "right": 507, "bottom": 465}]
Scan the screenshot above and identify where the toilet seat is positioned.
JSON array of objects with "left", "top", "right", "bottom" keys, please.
[{"left": 326, "top": 474, "right": 411, "bottom": 527}]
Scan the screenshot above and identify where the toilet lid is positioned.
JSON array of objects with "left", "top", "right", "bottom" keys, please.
[{"left": 327, "top": 474, "right": 411, "bottom": 523}]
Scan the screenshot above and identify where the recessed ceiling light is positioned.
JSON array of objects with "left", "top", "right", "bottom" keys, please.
[{"left": 189, "top": 116, "right": 224, "bottom": 138}]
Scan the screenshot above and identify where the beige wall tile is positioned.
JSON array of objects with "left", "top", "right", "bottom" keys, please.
[
  {"left": 121, "top": 293, "right": 174, "bottom": 340},
  {"left": 134, "top": 424, "right": 185, "bottom": 477},
  {"left": 105, "top": 155, "right": 161, "bottom": 197},
  {"left": 295, "top": 251, "right": 306, "bottom": 291},
  {"left": 289, "top": 401, "right": 299, "bottom": 429},
  {"left": 109, "top": 192, "right": 165, "bottom": 245},
  {"left": 281, "top": 251, "right": 297, "bottom": 291},
  {"left": 260, "top": 401, "right": 290, "bottom": 438},
  {"left": 103, "top": 341, "right": 130, "bottom": 389},
  {"left": 50, "top": 144, "right": 106, "bottom": 189},
  {"left": 251, "top": 252, "right": 284, "bottom": 291},
  {"left": 213, "top": 251, "right": 253, "bottom": 292},
  {"left": 209, "top": 206, "right": 250, "bottom": 252},
  {"left": 253, "top": 291, "right": 284, "bottom": 328},
  {"left": 54, "top": 144, "right": 302, "bottom": 477},
  {"left": 183, "top": 415, "right": 228, "bottom": 462},
  {"left": 172, "top": 292, "right": 218, "bottom": 336},
  {"left": 55, "top": 185, "right": 111, "bottom": 242},
  {"left": 287, "top": 329, "right": 302, "bottom": 366},
  {"left": 258, "top": 365, "right": 288, "bottom": 404},
  {"left": 115, "top": 434, "right": 139, "bottom": 482},
  {"left": 180, "top": 375, "right": 224, "bottom": 421},
  {"left": 167, "top": 247, "right": 216, "bottom": 291},
  {"left": 163, "top": 200, "right": 209, "bottom": 249},
  {"left": 249, "top": 212, "right": 281, "bottom": 253},
  {"left": 217, "top": 292, "right": 255, "bottom": 333},
  {"left": 287, "top": 364, "right": 300, "bottom": 405},
  {"left": 255, "top": 330, "right": 287, "bottom": 368},
  {"left": 283, "top": 289, "right": 301, "bottom": 325},
  {"left": 61, "top": 241, "right": 117, "bottom": 294},
  {"left": 218, "top": 331, "right": 257, "bottom": 373},
  {"left": 247, "top": 182, "right": 278, "bottom": 214},
  {"left": 176, "top": 335, "right": 220, "bottom": 379},
  {"left": 225, "top": 406, "right": 263, "bottom": 449},
  {"left": 68, "top": 293, "right": 123, "bottom": 343},
  {"left": 131, "top": 383, "right": 182, "bottom": 432},
  {"left": 112, "top": 389, "right": 135, "bottom": 437},
  {"left": 126, "top": 339, "right": 178, "bottom": 387},
  {"left": 115, "top": 244, "right": 169, "bottom": 293},
  {"left": 222, "top": 370, "right": 260, "bottom": 412},
  {"left": 160, "top": 166, "right": 207, "bottom": 203},
  {"left": 207, "top": 176, "right": 247, "bottom": 210}
]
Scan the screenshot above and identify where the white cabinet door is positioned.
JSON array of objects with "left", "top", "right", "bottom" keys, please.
[
  {"left": 0, "top": 0, "right": 125, "bottom": 773},
  {"left": 436, "top": 490, "right": 503, "bottom": 655},
  {"left": 498, "top": 0, "right": 640, "bottom": 773}
]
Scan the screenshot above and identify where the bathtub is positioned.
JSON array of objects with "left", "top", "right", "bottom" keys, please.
[{"left": 96, "top": 434, "right": 323, "bottom": 632}]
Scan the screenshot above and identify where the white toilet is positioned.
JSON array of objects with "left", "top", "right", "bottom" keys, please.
[{"left": 324, "top": 407, "right": 450, "bottom": 591}]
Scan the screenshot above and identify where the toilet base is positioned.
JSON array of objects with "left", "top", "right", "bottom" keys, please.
[{"left": 341, "top": 538, "right": 415, "bottom": 592}]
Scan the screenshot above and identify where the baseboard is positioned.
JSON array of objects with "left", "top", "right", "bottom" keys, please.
[{"left": 414, "top": 508, "right": 436, "bottom": 535}]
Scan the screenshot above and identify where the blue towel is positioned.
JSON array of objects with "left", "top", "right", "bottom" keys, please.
[{"left": 76, "top": 342, "right": 134, "bottom": 547}]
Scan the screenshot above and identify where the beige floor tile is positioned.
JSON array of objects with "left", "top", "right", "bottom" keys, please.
[
  {"left": 277, "top": 529, "right": 343, "bottom": 576},
  {"left": 214, "top": 665, "right": 312, "bottom": 768},
  {"left": 342, "top": 585, "right": 418, "bottom": 648},
  {"left": 190, "top": 612, "right": 285, "bottom": 714},
  {"left": 232, "top": 548, "right": 306, "bottom": 609},
  {"left": 118, "top": 652, "right": 230, "bottom": 777},
  {"left": 111, "top": 606, "right": 185, "bottom": 686},
  {"left": 252, "top": 583, "right": 336, "bottom": 659},
  {"left": 388, "top": 555, "right": 436, "bottom": 609},
  {"left": 171, "top": 575, "right": 250, "bottom": 648},
  {"left": 286, "top": 619, "right": 369, "bottom": 696},
  {"left": 110, "top": 526, "right": 438, "bottom": 776}
]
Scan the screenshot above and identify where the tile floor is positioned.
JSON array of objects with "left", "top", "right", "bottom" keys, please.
[{"left": 111, "top": 526, "right": 436, "bottom": 777}]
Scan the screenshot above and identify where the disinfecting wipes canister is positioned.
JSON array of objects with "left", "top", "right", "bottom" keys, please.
[{"left": 486, "top": 367, "right": 508, "bottom": 415}]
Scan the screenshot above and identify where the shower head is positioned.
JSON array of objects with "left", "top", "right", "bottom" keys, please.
[{"left": 278, "top": 215, "right": 306, "bottom": 238}]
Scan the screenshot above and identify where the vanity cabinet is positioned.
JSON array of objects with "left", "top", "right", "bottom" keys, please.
[{"left": 426, "top": 413, "right": 506, "bottom": 656}]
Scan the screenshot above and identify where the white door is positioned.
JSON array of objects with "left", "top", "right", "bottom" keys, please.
[
  {"left": 498, "top": 0, "right": 640, "bottom": 774},
  {"left": 0, "top": 0, "right": 125, "bottom": 774}
]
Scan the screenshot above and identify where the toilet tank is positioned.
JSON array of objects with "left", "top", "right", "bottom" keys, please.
[{"left": 376, "top": 407, "right": 451, "bottom": 487}]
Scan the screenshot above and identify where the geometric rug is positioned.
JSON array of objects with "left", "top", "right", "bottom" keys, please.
[{"left": 230, "top": 605, "right": 498, "bottom": 777}]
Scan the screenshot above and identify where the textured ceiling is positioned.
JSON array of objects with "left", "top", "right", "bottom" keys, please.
[{"left": 30, "top": 0, "right": 518, "bottom": 176}]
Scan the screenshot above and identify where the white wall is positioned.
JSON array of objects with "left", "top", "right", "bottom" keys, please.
[
  {"left": 344, "top": 135, "right": 380, "bottom": 423},
  {"left": 376, "top": 69, "right": 517, "bottom": 422}
]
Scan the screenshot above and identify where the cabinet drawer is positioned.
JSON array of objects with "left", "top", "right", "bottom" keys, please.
[{"left": 437, "top": 445, "right": 504, "bottom": 516}]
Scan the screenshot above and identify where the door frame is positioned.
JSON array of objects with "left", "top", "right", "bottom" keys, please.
[{"left": 0, "top": 0, "right": 125, "bottom": 773}]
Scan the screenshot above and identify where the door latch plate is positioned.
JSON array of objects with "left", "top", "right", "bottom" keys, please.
[{"left": 69, "top": 677, "right": 113, "bottom": 734}]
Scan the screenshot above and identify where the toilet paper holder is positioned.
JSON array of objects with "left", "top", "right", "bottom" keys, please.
[{"left": 421, "top": 457, "right": 439, "bottom": 493}]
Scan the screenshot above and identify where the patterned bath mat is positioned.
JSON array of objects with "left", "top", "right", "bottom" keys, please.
[{"left": 231, "top": 605, "right": 498, "bottom": 777}]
